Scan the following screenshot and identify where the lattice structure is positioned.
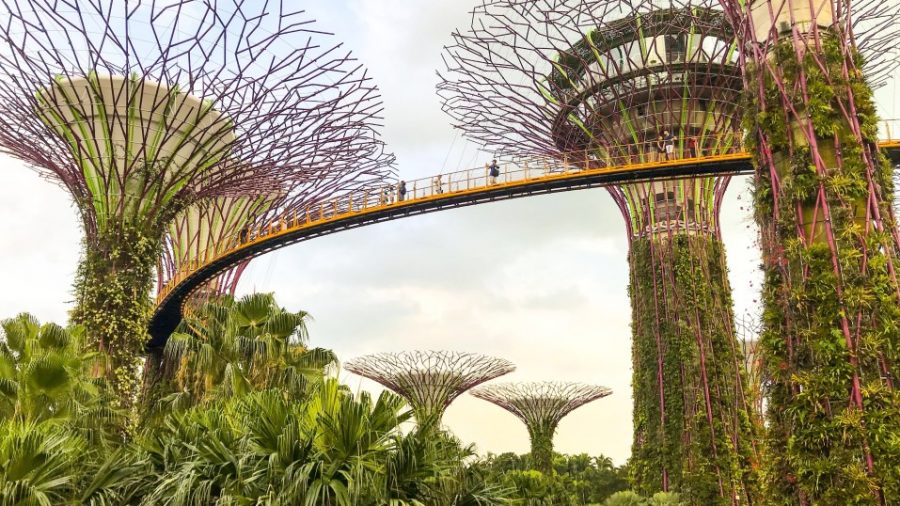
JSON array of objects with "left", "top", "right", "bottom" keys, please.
[
  {"left": 344, "top": 351, "right": 515, "bottom": 429},
  {"left": 0, "top": 0, "right": 394, "bottom": 401},
  {"left": 719, "top": 0, "right": 900, "bottom": 501},
  {"left": 470, "top": 381, "right": 612, "bottom": 474},
  {"left": 160, "top": 195, "right": 276, "bottom": 299},
  {"left": 440, "top": 1, "right": 760, "bottom": 501}
]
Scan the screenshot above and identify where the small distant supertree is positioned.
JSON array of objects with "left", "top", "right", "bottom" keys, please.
[
  {"left": 470, "top": 381, "right": 612, "bottom": 474},
  {"left": 0, "top": 0, "right": 393, "bottom": 401},
  {"left": 344, "top": 351, "right": 515, "bottom": 430}
]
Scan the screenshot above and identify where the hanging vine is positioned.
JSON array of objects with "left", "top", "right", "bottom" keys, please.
[
  {"left": 629, "top": 234, "right": 760, "bottom": 505},
  {"left": 745, "top": 31, "right": 900, "bottom": 504}
]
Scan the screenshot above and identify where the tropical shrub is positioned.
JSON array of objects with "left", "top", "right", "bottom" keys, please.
[
  {"left": 1, "top": 297, "right": 517, "bottom": 505},
  {"left": 604, "top": 491, "right": 647, "bottom": 506},
  {"left": 144, "top": 293, "right": 336, "bottom": 420}
]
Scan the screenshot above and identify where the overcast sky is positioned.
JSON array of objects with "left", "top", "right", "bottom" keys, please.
[{"left": 1, "top": 0, "right": 898, "bottom": 465}]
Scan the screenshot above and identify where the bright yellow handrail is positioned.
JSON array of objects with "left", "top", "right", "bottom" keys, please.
[{"left": 155, "top": 125, "right": 900, "bottom": 307}]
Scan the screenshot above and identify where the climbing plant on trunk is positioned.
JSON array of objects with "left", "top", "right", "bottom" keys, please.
[
  {"left": 628, "top": 234, "right": 761, "bottom": 504},
  {"left": 744, "top": 30, "right": 900, "bottom": 503}
]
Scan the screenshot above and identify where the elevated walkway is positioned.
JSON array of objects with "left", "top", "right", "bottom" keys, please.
[{"left": 148, "top": 136, "right": 900, "bottom": 348}]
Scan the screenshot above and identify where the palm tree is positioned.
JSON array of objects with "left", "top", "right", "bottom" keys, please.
[
  {"left": 0, "top": 314, "right": 144, "bottom": 504},
  {"left": 146, "top": 293, "right": 336, "bottom": 417},
  {"left": 0, "top": 313, "right": 122, "bottom": 436},
  {"left": 139, "top": 380, "right": 412, "bottom": 505}
]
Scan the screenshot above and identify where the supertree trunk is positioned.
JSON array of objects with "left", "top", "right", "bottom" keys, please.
[
  {"left": 72, "top": 223, "right": 161, "bottom": 403},
  {"left": 629, "top": 233, "right": 760, "bottom": 504},
  {"left": 527, "top": 421, "right": 557, "bottom": 475},
  {"left": 742, "top": 16, "right": 900, "bottom": 502}
]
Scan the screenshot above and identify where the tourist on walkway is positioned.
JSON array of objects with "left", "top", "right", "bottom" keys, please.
[
  {"left": 433, "top": 175, "right": 444, "bottom": 194},
  {"left": 655, "top": 133, "right": 666, "bottom": 162},
  {"left": 398, "top": 180, "right": 407, "bottom": 201},
  {"left": 489, "top": 159, "right": 500, "bottom": 184},
  {"left": 663, "top": 130, "right": 676, "bottom": 160},
  {"left": 687, "top": 135, "right": 699, "bottom": 158}
]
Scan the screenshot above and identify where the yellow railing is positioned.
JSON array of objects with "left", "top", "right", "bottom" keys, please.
[
  {"left": 155, "top": 136, "right": 753, "bottom": 305},
  {"left": 879, "top": 119, "right": 900, "bottom": 143},
  {"left": 155, "top": 123, "right": 900, "bottom": 308}
]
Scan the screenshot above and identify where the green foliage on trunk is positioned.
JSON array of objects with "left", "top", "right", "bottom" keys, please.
[
  {"left": 71, "top": 224, "right": 160, "bottom": 407},
  {"left": 628, "top": 234, "right": 759, "bottom": 504},
  {"left": 528, "top": 422, "right": 557, "bottom": 476},
  {"left": 745, "top": 33, "right": 900, "bottom": 503}
]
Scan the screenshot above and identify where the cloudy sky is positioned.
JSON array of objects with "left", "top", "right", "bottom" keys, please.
[{"left": 1, "top": 0, "right": 898, "bottom": 465}]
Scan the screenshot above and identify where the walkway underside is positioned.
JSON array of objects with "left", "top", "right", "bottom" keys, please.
[{"left": 148, "top": 144, "right": 900, "bottom": 349}]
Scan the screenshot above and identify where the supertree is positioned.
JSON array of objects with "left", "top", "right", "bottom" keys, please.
[
  {"left": 439, "top": 1, "right": 760, "bottom": 502},
  {"left": 343, "top": 350, "right": 515, "bottom": 430},
  {"left": 0, "top": 0, "right": 394, "bottom": 402},
  {"left": 718, "top": 0, "right": 900, "bottom": 501},
  {"left": 469, "top": 381, "right": 612, "bottom": 475}
]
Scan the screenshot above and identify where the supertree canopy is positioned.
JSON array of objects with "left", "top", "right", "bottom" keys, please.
[
  {"left": 440, "top": 1, "right": 760, "bottom": 502},
  {"left": 0, "top": 0, "right": 394, "bottom": 402},
  {"left": 469, "top": 381, "right": 612, "bottom": 475},
  {"left": 721, "top": 0, "right": 900, "bottom": 501},
  {"left": 343, "top": 350, "right": 515, "bottom": 430}
]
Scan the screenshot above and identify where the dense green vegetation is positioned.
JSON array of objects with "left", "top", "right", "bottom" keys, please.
[
  {"left": 627, "top": 235, "right": 759, "bottom": 504},
  {"left": 71, "top": 224, "right": 161, "bottom": 407},
  {"left": 1, "top": 296, "right": 634, "bottom": 504},
  {"left": 745, "top": 33, "right": 900, "bottom": 503},
  {"left": 479, "top": 452, "right": 630, "bottom": 504}
]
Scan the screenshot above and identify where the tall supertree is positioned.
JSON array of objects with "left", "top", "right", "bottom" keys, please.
[
  {"left": 719, "top": 0, "right": 900, "bottom": 501},
  {"left": 439, "top": 1, "right": 759, "bottom": 502},
  {"left": 343, "top": 350, "right": 515, "bottom": 430},
  {"left": 0, "top": 0, "right": 394, "bottom": 402},
  {"left": 469, "top": 381, "right": 612, "bottom": 475}
]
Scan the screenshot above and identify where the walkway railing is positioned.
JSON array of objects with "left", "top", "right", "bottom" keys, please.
[
  {"left": 156, "top": 120, "right": 900, "bottom": 307},
  {"left": 156, "top": 135, "right": 749, "bottom": 305},
  {"left": 879, "top": 118, "right": 900, "bottom": 143}
]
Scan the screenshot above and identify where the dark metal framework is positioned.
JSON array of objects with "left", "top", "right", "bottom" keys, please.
[
  {"left": 470, "top": 381, "right": 612, "bottom": 473},
  {"left": 469, "top": 381, "right": 612, "bottom": 430},
  {"left": 344, "top": 350, "right": 515, "bottom": 428},
  {"left": 0, "top": 0, "right": 394, "bottom": 242}
]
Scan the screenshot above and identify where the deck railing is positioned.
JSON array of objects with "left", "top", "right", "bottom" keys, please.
[{"left": 167, "top": 126, "right": 900, "bottom": 305}]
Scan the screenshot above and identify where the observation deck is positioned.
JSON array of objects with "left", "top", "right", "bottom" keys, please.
[{"left": 148, "top": 128, "right": 900, "bottom": 349}]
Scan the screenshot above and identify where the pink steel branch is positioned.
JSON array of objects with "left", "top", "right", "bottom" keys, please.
[{"left": 0, "top": 0, "right": 395, "bottom": 245}]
